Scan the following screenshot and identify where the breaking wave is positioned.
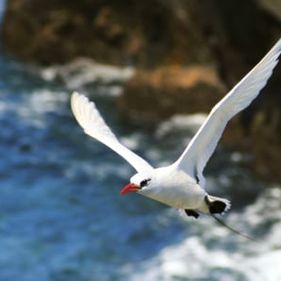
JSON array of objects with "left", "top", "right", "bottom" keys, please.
[{"left": 39, "top": 58, "right": 135, "bottom": 90}]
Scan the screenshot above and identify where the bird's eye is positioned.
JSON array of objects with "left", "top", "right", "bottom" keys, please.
[{"left": 140, "top": 178, "right": 151, "bottom": 188}]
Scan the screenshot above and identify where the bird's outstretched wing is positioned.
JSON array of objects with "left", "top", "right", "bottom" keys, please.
[
  {"left": 173, "top": 39, "right": 281, "bottom": 186},
  {"left": 71, "top": 92, "right": 153, "bottom": 173}
]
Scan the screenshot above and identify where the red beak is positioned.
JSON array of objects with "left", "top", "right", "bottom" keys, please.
[{"left": 120, "top": 183, "right": 140, "bottom": 195}]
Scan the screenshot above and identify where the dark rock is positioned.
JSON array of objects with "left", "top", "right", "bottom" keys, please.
[
  {"left": 256, "top": 0, "right": 281, "bottom": 22},
  {"left": 1, "top": 0, "right": 281, "bottom": 182},
  {"left": 1, "top": 0, "right": 213, "bottom": 66},
  {"left": 119, "top": 65, "right": 226, "bottom": 121}
]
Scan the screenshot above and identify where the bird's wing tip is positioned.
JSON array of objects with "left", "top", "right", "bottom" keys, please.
[{"left": 71, "top": 91, "right": 87, "bottom": 104}]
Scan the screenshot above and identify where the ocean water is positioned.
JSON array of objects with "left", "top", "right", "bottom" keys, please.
[{"left": 0, "top": 52, "right": 281, "bottom": 281}]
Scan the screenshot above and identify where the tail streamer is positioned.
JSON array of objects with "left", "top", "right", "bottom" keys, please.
[{"left": 210, "top": 214, "right": 257, "bottom": 242}]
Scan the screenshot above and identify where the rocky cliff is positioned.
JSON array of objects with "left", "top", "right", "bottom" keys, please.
[{"left": 1, "top": 0, "right": 281, "bottom": 182}]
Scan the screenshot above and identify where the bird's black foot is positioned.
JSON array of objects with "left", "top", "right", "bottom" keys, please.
[{"left": 184, "top": 209, "right": 200, "bottom": 219}]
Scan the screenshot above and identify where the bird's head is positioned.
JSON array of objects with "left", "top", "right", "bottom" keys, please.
[{"left": 120, "top": 172, "right": 153, "bottom": 195}]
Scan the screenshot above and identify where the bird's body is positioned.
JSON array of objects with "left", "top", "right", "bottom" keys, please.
[
  {"left": 135, "top": 166, "right": 205, "bottom": 210},
  {"left": 71, "top": 39, "right": 281, "bottom": 222},
  {"left": 126, "top": 165, "right": 229, "bottom": 217}
]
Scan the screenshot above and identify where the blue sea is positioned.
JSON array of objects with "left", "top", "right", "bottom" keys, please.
[{"left": 1, "top": 4, "right": 281, "bottom": 281}]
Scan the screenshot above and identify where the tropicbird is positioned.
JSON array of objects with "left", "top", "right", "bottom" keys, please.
[{"left": 71, "top": 39, "right": 281, "bottom": 223}]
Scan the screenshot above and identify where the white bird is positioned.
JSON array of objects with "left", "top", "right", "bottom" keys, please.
[{"left": 71, "top": 39, "right": 281, "bottom": 221}]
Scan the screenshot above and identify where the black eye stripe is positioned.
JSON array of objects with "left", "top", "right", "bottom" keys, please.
[{"left": 140, "top": 178, "right": 151, "bottom": 187}]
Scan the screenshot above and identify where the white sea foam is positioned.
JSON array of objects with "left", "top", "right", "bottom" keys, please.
[
  {"left": 0, "top": 98, "right": 13, "bottom": 113},
  {"left": 94, "top": 85, "right": 124, "bottom": 97},
  {"left": 65, "top": 160, "right": 132, "bottom": 182},
  {"left": 120, "top": 134, "right": 142, "bottom": 151},
  {"left": 40, "top": 58, "right": 135, "bottom": 89},
  {"left": 121, "top": 185, "right": 281, "bottom": 281},
  {"left": 0, "top": 89, "right": 69, "bottom": 128},
  {"left": 156, "top": 114, "right": 207, "bottom": 137},
  {"left": 23, "top": 90, "right": 68, "bottom": 127}
]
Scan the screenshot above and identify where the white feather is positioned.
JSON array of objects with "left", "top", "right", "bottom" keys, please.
[
  {"left": 71, "top": 92, "right": 153, "bottom": 173},
  {"left": 173, "top": 39, "right": 281, "bottom": 186}
]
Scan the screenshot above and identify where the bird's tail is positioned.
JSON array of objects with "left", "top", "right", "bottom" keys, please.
[
  {"left": 204, "top": 195, "right": 256, "bottom": 241},
  {"left": 210, "top": 213, "right": 256, "bottom": 241},
  {"left": 205, "top": 195, "right": 231, "bottom": 215}
]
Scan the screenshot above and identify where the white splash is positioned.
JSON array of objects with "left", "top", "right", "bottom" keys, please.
[
  {"left": 156, "top": 114, "right": 207, "bottom": 137},
  {"left": 0, "top": 90, "right": 68, "bottom": 128},
  {"left": 40, "top": 58, "right": 135, "bottom": 89}
]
